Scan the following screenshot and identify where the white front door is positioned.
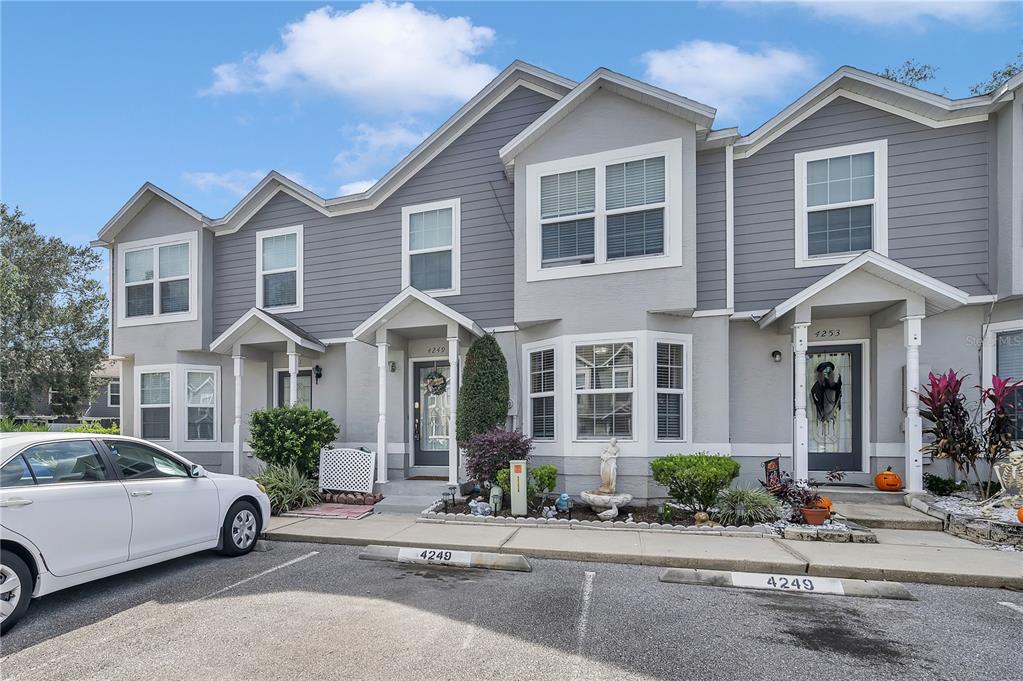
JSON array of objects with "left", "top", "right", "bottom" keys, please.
[
  {"left": 103, "top": 440, "right": 220, "bottom": 560},
  {"left": 1, "top": 439, "right": 132, "bottom": 576}
]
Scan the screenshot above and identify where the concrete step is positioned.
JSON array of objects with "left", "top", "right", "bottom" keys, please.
[
  {"left": 819, "top": 486, "right": 906, "bottom": 505},
  {"left": 833, "top": 502, "right": 943, "bottom": 530},
  {"left": 374, "top": 479, "right": 450, "bottom": 496},
  {"left": 373, "top": 495, "right": 441, "bottom": 514}
]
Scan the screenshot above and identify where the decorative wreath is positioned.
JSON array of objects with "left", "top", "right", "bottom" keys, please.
[{"left": 424, "top": 370, "right": 448, "bottom": 396}]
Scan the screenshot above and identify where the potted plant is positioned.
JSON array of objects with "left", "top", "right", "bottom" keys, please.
[{"left": 762, "top": 473, "right": 831, "bottom": 525}]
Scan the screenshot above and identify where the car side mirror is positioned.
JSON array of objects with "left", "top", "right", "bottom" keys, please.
[{"left": 189, "top": 464, "right": 206, "bottom": 478}]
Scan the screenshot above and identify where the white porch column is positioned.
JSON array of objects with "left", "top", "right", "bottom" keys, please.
[
  {"left": 232, "top": 353, "right": 245, "bottom": 475},
  {"left": 376, "top": 341, "right": 389, "bottom": 484},
  {"left": 287, "top": 343, "right": 299, "bottom": 407},
  {"left": 903, "top": 315, "right": 925, "bottom": 493},
  {"left": 792, "top": 322, "right": 810, "bottom": 481},
  {"left": 447, "top": 335, "right": 460, "bottom": 486}
]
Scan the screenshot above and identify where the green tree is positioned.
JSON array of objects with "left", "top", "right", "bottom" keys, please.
[
  {"left": 970, "top": 50, "right": 1023, "bottom": 95},
  {"left": 455, "top": 334, "right": 509, "bottom": 445},
  {"left": 878, "top": 60, "right": 939, "bottom": 88},
  {"left": 0, "top": 205, "right": 108, "bottom": 416}
]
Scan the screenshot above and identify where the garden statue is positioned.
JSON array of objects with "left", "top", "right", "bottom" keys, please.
[
  {"left": 489, "top": 484, "right": 503, "bottom": 513},
  {"left": 597, "top": 504, "right": 619, "bottom": 521},
  {"left": 976, "top": 450, "right": 1023, "bottom": 517},
  {"left": 468, "top": 498, "right": 494, "bottom": 516},
  {"left": 541, "top": 506, "right": 558, "bottom": 519},
  {"left": 555, "top": 493, "right": 571, "bottom": 512},
  {"left": 599, "top": 437, "right": 620, "bottom": 494}
]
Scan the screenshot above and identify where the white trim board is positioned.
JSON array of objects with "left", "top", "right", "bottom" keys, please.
[
  {"left": 209, "top": 307, "right": 325, "bottom": 354},
  {"left": 351, "top": 287, "right": 484, "bottom": 344}
]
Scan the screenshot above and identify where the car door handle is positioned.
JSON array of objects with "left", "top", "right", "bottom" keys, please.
[
  {"left": 0, "top": 498, "right": 33, "bottom": 508},
  {"left": 129, "top": 490, "right": 153, "bottom": 497}
]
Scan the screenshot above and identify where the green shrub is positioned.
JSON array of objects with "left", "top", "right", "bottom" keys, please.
[
  {"left": 495, "top": 463, "right": 559, "bottom": 510},
  {"left": 715, "top": 487, "right": 780, "bottom": 526},
  {"left": 248, "top": 405, "right": 339, "bottom": 477},
  {"left": 651, "top": 454, "right": 740, "bottom": 513},
  {"left": 255, "top": 463, "right": 320, "bottom": 515},
  {"left": 923, "top": 472, "right": 963, "bottom": 497},
  {"left": 455, "top": 334, "right": 509, "bottom": 445},
  {"left": 65, "top": 421, "right": 120, "bottom": 434},
  {"left": 0, "top": 418, "right": 48, "bottom": 433}
]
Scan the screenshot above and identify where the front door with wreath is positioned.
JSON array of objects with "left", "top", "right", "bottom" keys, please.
[{"left": 412, "top": 361, "right": 451, "bottom": 467}]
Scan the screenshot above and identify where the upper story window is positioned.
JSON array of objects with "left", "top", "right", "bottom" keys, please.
[
  {"left": 257, "top": 225, "right": 303, "bottom": 312},
  {"left": 794, "top": 140, "right": 888, "bottom": 268},
  {"left": 525, "top": 139, "right": 683, "bottom": 282},
  {"left": 117, "top": 232, "right": 198, "bottom": 327},
  {"left": 401, "top": 198, "right": 461, "bottom": 297}
]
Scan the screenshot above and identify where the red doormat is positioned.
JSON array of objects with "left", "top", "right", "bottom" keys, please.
[{"left": 282, "top": 503, "right": 373, "bottom": 520}]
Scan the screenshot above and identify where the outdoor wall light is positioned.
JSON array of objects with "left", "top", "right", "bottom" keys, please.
[
  {"left": 313, "top": 365, "right": 323, "bottom": 383},
  {"left": 389, "top": 361, "right": 397, "bottom": 373},
  {"left": 771, "top": 350, "right": 783, "bottom": 363}
]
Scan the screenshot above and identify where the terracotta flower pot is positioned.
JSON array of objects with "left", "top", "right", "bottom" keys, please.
[{"left": 800, "top": 506, "right": 830, "bottom": 525}]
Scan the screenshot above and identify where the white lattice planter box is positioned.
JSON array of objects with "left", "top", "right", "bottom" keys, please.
[{"left": 319, "top": 448, "right": 376, "bottom": 494}]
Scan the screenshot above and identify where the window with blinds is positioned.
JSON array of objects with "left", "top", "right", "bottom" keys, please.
[
  {"left": 997, "top": 330, "right": 1023, "bottom": 438},
  {"left": 257, "top": 226, "right": 302, "bottom": 311},
  {"left": 124, "top": 241, "right": 191, "bottom": 319},
  {"left": 575, "top": 342, "right": 633, "bottom": 439},
  {"left": 655, "top": 342, "right": 684, "bottom": 440},
  {"left": 529, "top": 348, "right": 555, "bottom": 440},
  {"left": 540, "top": 169, "right": 596, "bottom": 267},
  {"left": 605, "top": 156, "right": 666, "bottom": 259}
]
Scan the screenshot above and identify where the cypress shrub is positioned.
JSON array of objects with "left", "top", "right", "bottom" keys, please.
[{"left": 456, "top": 334, "right": 509, "bottom": 445}]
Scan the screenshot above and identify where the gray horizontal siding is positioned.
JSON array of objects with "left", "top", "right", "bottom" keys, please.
[
  {"left": 696, "top": 149, "right": 727, "bottom": 309},
  {"left": 733, "top": 96, "right": 992, "bottom": 311},
  {"left": 213, "top": 86, "right": 556, "bottom": 338}
]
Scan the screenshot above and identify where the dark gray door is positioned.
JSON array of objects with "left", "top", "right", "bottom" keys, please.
[
  {"left": 413, "top": 362, "right": 450, "bottom": 467},
  {"left": 806, "top": 344, "right": 862, "bottom": 472}
]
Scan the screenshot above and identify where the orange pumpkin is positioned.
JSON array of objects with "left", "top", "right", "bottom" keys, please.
[
  {"left": 874, "top": 466, "right": 903, "bottom": 492},
  {"left": 817, "top": 496, "right": 833, "bottom": 511},
  {"left": 1018, "top": 506, "right": 1023, "bottom": 524}
]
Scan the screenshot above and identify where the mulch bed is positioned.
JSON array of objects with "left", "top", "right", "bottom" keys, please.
[{"left": 448, "top": 499, "right": 696, "bottom": 526}]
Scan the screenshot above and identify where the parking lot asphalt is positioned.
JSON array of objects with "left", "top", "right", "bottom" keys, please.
[{"left": 1, "top": 541, "right": 1021, "bottom": 681}]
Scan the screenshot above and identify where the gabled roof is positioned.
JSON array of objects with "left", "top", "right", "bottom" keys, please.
[
  {"left": 94, "top": 61, "right": 574, "bottom": 245},
  {"left": 209, "top": 307, "right": 325, "bottom": 354},
  {"left": 734, "top": 66, "right": 1017, "bottom": 159},
  {"left": 93, "top": 183, "right": 209, "bottom": 245},
  {"left": 757, "top": 251, "right": 985, "bottom": 328},
  {"left": 352, "top": 287, "right": 485, "bottom": 344},
  {"left": 499, "top": 67, "right": 716, "bottom": 171}
]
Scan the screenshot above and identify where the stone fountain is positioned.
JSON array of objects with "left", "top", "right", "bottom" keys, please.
[{"left": 580, "top": 438, "right": 633, "bottom": 518}]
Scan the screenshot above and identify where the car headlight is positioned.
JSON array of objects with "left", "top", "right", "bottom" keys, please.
[{"left": 256, "top": 483, "right": 267, "bottom": 494}]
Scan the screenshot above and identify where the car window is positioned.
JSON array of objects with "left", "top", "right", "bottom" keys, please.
[
  {"left": 1, "top": 455, "right": 35, "bottom": 487},
  {"left": 23, "top": 440, "right": 109, "bottom": 484},
  {"left": 104, "top": 440, "right": 189, "bottom": 479}
]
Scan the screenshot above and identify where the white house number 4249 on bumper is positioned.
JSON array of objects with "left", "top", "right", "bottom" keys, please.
[{"left": 397, "top": 547, "right": 472, "bottom": 567}]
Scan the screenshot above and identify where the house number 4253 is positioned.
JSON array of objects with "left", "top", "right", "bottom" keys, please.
[{"left": 814, "top": 329, "right": 841, "bottom": 338}]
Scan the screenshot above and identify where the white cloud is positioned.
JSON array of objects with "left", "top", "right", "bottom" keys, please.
[
  {"left": 338, "top": 179, "right": 377, "bottom": 195},
  {"left": 641, "top": 41, "right": 815, "bottom": 123},
  {"left": 182, "top": 170, "right": 266, "bottom": 197},
  {"left": 333, "top": 122, "right": 429, "bottom": 180},
  {"left": 787, "top": 0, "right": 1003, "bottom": 26},
  {"left": 203, "top": 2, "right": 498, "bottom": 111}
]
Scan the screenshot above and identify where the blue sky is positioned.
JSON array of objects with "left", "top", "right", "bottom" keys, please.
[{"left": 3, "top": 1, "right": 1021, "bottom": 252}]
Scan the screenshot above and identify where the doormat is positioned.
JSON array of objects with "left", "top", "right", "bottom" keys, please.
[
  {"left": 282, "top": 503, "right": 373, "bottom": 520},
  {"left": 407, "top": 476, "right": 447, "bottom": 481}
]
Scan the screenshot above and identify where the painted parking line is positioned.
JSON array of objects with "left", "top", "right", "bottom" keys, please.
[
  {"left": 191, "top": 551, "right": 320, "bottom": 603},
  {"left": 358, "top": 544, "right": 531, "bottom": 572},
  {"left": 659, "top": 567, "right": 916, "bottom": 600},
  {"left": 997, "top": 601, "right": 1023, "bottom": 615},
  {"left": 570, "top": 571, "right": 596, "bottom": 681}
]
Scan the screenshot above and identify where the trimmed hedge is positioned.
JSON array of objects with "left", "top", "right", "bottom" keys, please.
[
  {"left": 455, "top": 334, "right": 509, "bottom": 445},
  {"left": 651, "top": 453, "right": 740, "bottom": 513},
  {"left": 248, "top": 405, "right": 339, "bottom": 477}
]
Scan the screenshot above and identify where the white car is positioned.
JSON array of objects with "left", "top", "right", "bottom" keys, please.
[{"left": 0, "top": 432, "right": 271, "bottom": 632}]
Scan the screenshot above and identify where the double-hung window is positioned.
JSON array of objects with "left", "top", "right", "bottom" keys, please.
[
  {"left": 655, "top": 342, "right": 685, "bottom": 440},
  {"left": 185, "top": 370, "right": 216, "bottom": 441},
  {"left": 119, "top": 232, "right": 197, "bottom": 325},
  {"left": 605, "top": 157, "right": 666, "bottom": 260},
  {"left": 794, "top": 140, "right": 887, "bottom": 267},
  {"left": 995, "top": 329, "right": 1023, "bottom": 439},
  {"left": 139, "top": 371, "right": 171, "bottom": 440},
  {"left": 257, "top": 225, "right": 303, "bottom": 312},
  {"left": 540, "top": 169, "right": 596, "bottom": 268},
  {"left": 575, "top": 342, "right": 634, "bottom": 439},
  {"left": 402, "top": 198, "right": 460, "bottom": 296},
  {"left": 108, "top": 381, "right": 121, "bottom": 408},
  {"left": 528, "top": 348, "right": 556, "bottom": 440}
]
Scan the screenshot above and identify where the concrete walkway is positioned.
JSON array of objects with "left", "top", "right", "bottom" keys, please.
[{"left": 263, "top": 515, "right": 1023, "bottom": 589}]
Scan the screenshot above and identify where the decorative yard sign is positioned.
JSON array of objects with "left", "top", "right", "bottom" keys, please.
[
  {"left": 396, "top": 547, "right": 472, "bottom": 567},
  {"left": 730, "top": 571, "right": 845, "bottom": 595},
  {"left": 763, "top": 457, "right": 781, "bottom": 488}
]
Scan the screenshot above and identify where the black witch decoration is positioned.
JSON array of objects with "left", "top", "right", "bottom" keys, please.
[{"left": 810, "top": 361, "right": 842, "bottom": 423}]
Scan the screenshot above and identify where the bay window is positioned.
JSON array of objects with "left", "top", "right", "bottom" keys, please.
[
  {"left": 575, "top": 342, "right": 634, "bottom": 439},
  {"left": 794, "top": 140, "right": 888, "bottom": 268},
  {"left": 402, "top": 198, "right": 460, "bottom": 296},
  {"left": 135, "top": 364, "right": 220, "bottom": 446},
  {"left": 139, "top": 371, "right": 171, "bottom": 440},
  {"left": 257, "top": 225, "right": 303, "bottom": 312},
  {"left": 118, "top": 232, "right": 197, "bottom": 325},
  {"left": 185, "top": 371, "right": 216, "bottom": 441},
  {"left": 655, "top": 342, "right": 685, "bottom": 440},
  {"left": 529, "top": 348, "right": 556, "bottom": 440}
]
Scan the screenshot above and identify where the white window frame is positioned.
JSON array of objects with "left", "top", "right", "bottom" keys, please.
[
  {"left": 116, "top": 231, "right": 199, "bottom": 327},
  {"left": 133, "top": 364, "right": 222, "bottom": 450},
  {"left": 793, "top": 139, "right": 888, "bottom": 268},
  {"left": 525, "top": 345, "right": 557, "bottom": 442},
  {"left": 401, "top": 198, "right": 461, "bottom": 297},
  {"left": 525, "top": 139, "right": 684, "bottom": 282},
  {"left": 256, "top": 225, "right": 304, "bottom": 312},
  {"left": 108, "top": 380, "right": 121, "bottom": 408},
  {"left": 651, "top": 335, "right": 693, "bottom": 443},
  {"left": 572, "top": 338, "right": 638, "bottom": 442}
]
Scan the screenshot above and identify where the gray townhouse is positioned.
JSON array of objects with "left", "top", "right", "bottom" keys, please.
[{"left": 92, "top": 61, "right": 1023, "bottom": 501}]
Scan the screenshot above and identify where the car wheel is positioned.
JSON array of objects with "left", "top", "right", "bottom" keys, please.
[
  {"left": 220, "top": 500, "right": 260, "bottom": 556},
  {"left": 1, "top": 550, "right": 33, "bottom": 634}
]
